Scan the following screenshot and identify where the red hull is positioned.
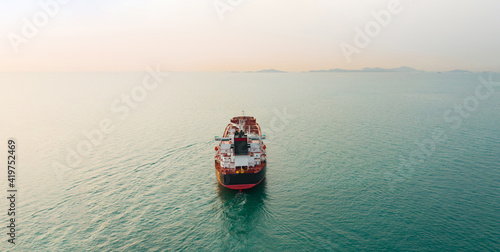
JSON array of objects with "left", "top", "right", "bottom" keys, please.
[{"left": 217, "top": 176, "right": 265, "bottom": 190}]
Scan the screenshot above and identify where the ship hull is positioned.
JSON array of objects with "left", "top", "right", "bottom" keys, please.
[{"left": 216, "top": 164, "right": 266, "bottom": 190}]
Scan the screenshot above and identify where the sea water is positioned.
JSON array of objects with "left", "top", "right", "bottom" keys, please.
[{"left": 1, "top": 72, "right": 499, "bottom": 251}]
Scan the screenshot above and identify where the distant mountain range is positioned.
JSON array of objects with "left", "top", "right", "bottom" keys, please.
[
  {"left": 444, "top": 69, "right": 473, "bottom": 73},
  {"left": 309, "top": 66, "right": 422, "bottom": 73},
  {"left": 230, "top": 67, "right": 479, "bottom": 73}
]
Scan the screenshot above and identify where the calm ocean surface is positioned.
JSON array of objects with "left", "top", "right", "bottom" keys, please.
[{"left": 1, "top": 72, "right": 499, "bottom": 251}]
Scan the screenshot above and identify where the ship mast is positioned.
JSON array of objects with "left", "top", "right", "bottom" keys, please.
[
  {"left": 238, "top": 118, "right": 244, "bottom": 132},
  {"left": 240, "top": 110, "right": 246, "bottom": 132}
]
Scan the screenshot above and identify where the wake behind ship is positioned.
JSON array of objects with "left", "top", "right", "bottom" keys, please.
[{"left": 214, "top": 116, "right": 267, "bottom": 190}]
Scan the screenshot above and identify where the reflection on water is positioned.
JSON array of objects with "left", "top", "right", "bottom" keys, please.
[{"left": 214, "top": 179, "right": 269, "bottom": 250}]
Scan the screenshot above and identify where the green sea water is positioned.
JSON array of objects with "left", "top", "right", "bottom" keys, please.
[{"left": 1, "top": 72, "right": 499, "bottom": 251}]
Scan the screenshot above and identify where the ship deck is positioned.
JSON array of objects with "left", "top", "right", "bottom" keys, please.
[
  {"left": 215, "top": 160, "right": 266, "bottom": 174},
  {"left": 216, "top": 116, "right": 266, "bottom": 175},
  {"left": 223, "top": 116, "right": 262, "bottom": 137}
]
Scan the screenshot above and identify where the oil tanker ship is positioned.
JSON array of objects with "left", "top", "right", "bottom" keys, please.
[{"left": 214, "top": 115, "right": 266, "bottom": 190}]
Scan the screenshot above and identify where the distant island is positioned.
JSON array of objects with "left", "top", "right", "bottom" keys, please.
[
  {"left": 309, "top": 66, "right": 421, "bottom": 73},
  {"left": 444, "top": 69, "right": 473, "bottom": 74}
]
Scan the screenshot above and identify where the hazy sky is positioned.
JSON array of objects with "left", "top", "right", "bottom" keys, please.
[{"left": 1, "top": 0, "right": 499, "bottom": 71}]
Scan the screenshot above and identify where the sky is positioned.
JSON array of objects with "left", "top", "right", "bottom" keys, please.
[{"left": 1, "top": 0, "right": 499, "bottom": 72}]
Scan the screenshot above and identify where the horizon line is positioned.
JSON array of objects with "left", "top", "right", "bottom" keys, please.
[{"left": 1, "top": 67, "right": 498, "bottom": 73}]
